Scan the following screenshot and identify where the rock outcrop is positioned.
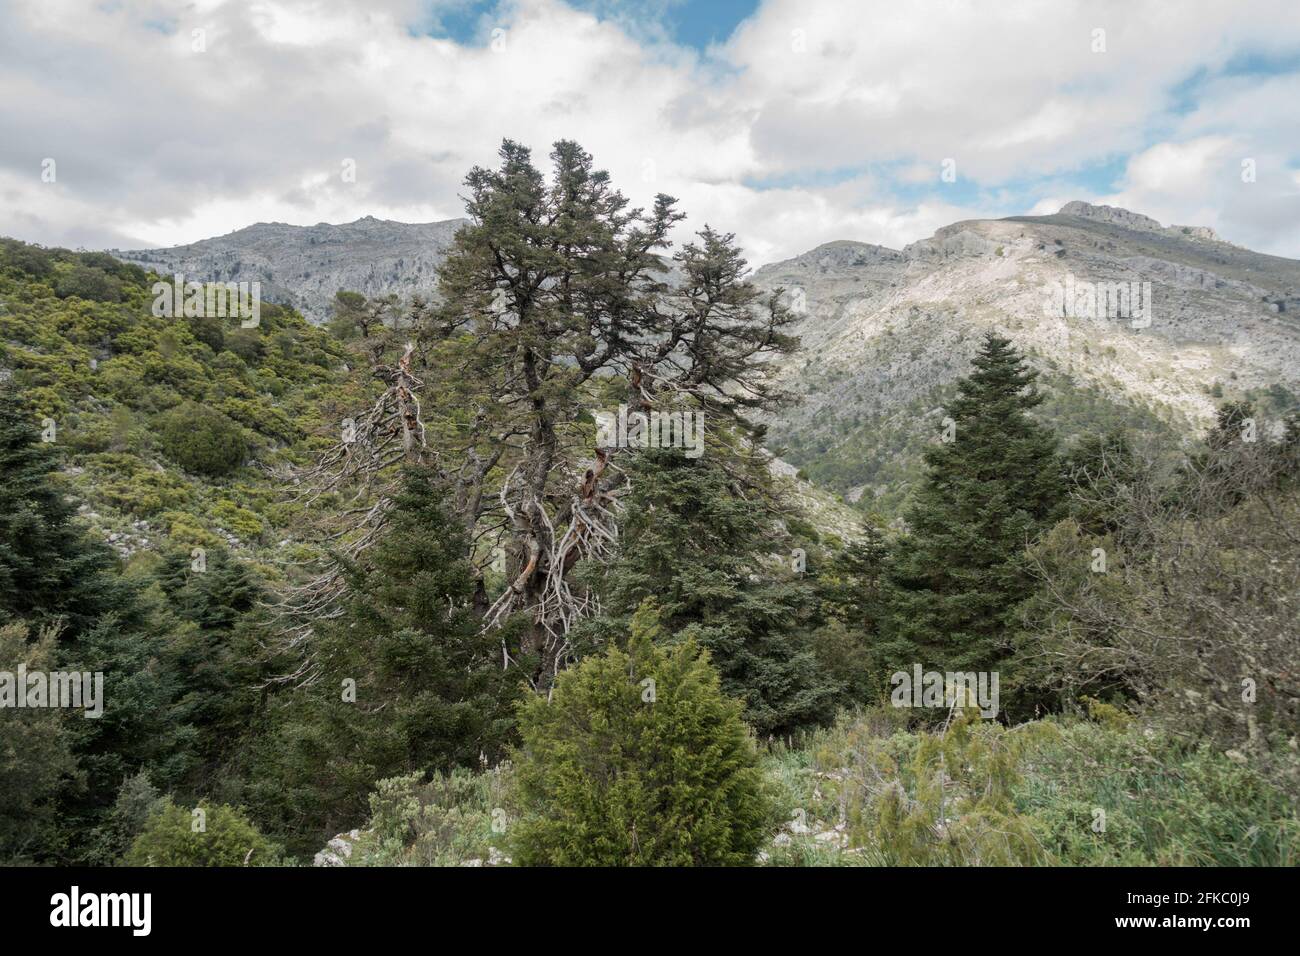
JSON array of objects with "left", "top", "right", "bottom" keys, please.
[{"left": 111, "top": 216, "right": 466, "bottom": 324}]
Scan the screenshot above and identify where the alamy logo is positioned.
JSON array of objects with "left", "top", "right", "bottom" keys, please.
[
  {"left": 890, "top": 664, "right": 1000, "bottom": 718},
  {"left": 594, "top": 404, "right": 705, "bottom": 458},
  {"left": 0, "top": 665, "right": 103, "bottom": 718},
  {"left": 152, "top": 273, "right": 261, "bottom": 327},
  {"left": 1043, "top": 273, "right": 1151, "bottom": 328},
  {"left": 50, "top": 886, "right": 151, "bottom": 936}
]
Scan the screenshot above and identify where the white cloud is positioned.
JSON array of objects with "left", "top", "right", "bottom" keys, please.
[
  {"left": 0, "top": 0, "right": 1297, "bottom": 260},
  {"left": 1123, "top": 138, "right": 1237, "bottom": 194}
]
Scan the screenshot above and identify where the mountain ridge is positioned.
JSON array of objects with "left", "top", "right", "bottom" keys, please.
[
  {"left": 111, "top": 215, "right": 468, "bottom": 324},
  {"left": 104, "top": 201, "right": 1300, "bottom": 515},
  {"left": 750, "top": 202, "right": 1299, "bottom": 512}
]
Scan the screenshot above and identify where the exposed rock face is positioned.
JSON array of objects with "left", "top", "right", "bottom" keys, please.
[
  {"left": 313, "top": 829, "right": 363, "bottom": 867},
  {"left": 1059, "top": 200, "right": 1225, "bottom": 244},
  {"left": 109, "top": 202, "right": 1300, "bottom": 512},
  {"left": 1058, "top": 201, "right": 1166, "bottom": 234},
  {"left": 111, "top": 216, "right": 467, "bottom": 324},
  {"left": 752, "top": 202, "right": 1300, "bottom": 506}
]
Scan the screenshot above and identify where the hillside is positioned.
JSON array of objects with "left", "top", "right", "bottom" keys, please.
[
  {"left": 753, "top": 201, "right": 1300, "bottom": 514},
  {"left": 0, "top": 239, "right": 359, "bottom": 566},
  {"left": 3, "top": 197, "right": 1295, "bottom": 870},
  {"left": 111, "top": 216, "right": 467, "bottom": 325},
  {"left": 106, "top": 201, "right": 1300, "bottom": 518},
  {"left": 0, "top": 237, "right": 859, "bottom": 571}
]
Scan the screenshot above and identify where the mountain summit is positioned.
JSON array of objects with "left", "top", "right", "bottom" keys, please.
[
  {"left": 111, "top": 216, "right": 467, "bottom": 323},
  {"left": 751, "top": 202, "right": 1299, "bottom": 510},
  {"left": 1056, "top": 200, "right": 1222, "bottom": 243}
]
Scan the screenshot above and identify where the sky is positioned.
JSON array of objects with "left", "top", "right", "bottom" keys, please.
[{"left": 2, "top": 0, "right": 1298, "bottom": 264}]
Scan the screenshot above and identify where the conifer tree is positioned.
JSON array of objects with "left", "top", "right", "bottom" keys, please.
[
  {"left": 0, "top": 389, "right": 198, "bottom": 859},
  {"left": 0, "top": 389, "right": 130, "bottom": 632},
  {"left": 809, "top": 526, "right": 892, "bottom": 703},
  {"left": 294, "top": 140, "right": 797, "bottom": 688},
  {"left": 594, "top": 447, "right": 839, "bottom": 736},
  {"left": 883, "top": 334, "right": 1063, "bottom": 676},
  {"left": 250, "top": 469, "right": 520, "bottom": 847},
  {"left": 0, "top": 623, "right": 79, "bottom": 861},
  {"left": 153, "top": 547, "right": 264, "bottom": 780},
  {"left": 512, "top": 602, "right": 774, "bottom": 866}
]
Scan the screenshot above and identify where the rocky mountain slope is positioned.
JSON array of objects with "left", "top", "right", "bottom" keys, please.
[
  {"left": 111, "top": 216, "right": 466, "bottom": 324},
  {"left": 108, "top": 201, "right": 1300, "bottom": 516},
  {"left": 753, "top": 202, "right": 1300, "bottom": 513}
]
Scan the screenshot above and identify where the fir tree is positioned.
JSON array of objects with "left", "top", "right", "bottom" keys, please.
[
  {"left": 0, "top": 623, "right": 80, "bottom": 861},
  {"left": 152, "top": 547, "right": 264, "bottom": 781},
  {"left": 595, "top": 447, "right": 840, "bottom": 736},
  {"left": 512, "top": 602, "right": 775, "bottom": 866},
  {"left": 0, "top": 389, "right": 130, "bottom": 633},
  {"left": 809, "top": 526, "right": 892, "bottom": 703},
  {"left": 249, "top": 469, "right": 520, "bottom": 848},
  {"left": 883, "top": 334, "right": 1063, "bottom": 677},
  {"left": 0, "top": 390, "right": 199, "bottom": 859}
]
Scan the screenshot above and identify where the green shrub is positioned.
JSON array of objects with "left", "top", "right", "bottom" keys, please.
[
  {"left": 223, "top": 327, "right": 264, "bottom": 364},
  {"left": 88, "top": 455, "right": 193, "bottom": 515},
  {"left": 820, "top": 709, "right": 1052, "bottom": 866},
  {"left": 0, "top": 239, "right": 54, "bottom": 278},
  {"left": 348, "top": 769, "right": 510, "bottom": 867},
  {"left": 512, "top": 603, "right": 776, "bottom": 866},
  {"left": 155, "top": 402, "right": 248, "bottom": 477},
  {"left": 802, "top": 710, "right": 1299, "bottom": 866},
  {"left": 1018, "top": 721, "right": 1299, "bottom": 866},
  {"left": 159, "top": 510, "right": 219, "bottom": 546},
  {"left": 211, "top": 499, "right": 265, "bottom": 541},
  {"left": 124, "top": 799, "right": 282, "bottom": 866},
  {"left": 55, "top": 265, "right": 122, "bottom": 303},
  {"left": 84, "top": 771, "right": 164, "bottom": 866}
]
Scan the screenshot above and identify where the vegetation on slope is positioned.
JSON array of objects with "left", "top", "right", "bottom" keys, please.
[{"left": 1, "top": 141, "right": 1296, "bottom": 868}]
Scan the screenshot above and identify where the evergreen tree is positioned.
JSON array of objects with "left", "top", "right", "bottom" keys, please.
[
  {"left": 0, "top": 389, "right": 131, "bottom": 633},
  {"left": 512, "top": 602, "right": 775, "bottom": 866},
  {"left": 405, "top": 139, "right": 796, "bottom": 683},
  {"left": 595, "top": 447, "right": 840, "bottom": 736},
  {"left": 0, "top": 388, "right": 200, "bottom": 860},
  {"left": 814, "top": 526, "right": 891, "bottom": 632},
  {"left": 249, "top": 469, "right": 520, "bottom": 849},
  {"left": 883, "top": 334, "right": 1063, "bottom": 677},
  {"left": 0, "top": 623, "right": 80, "bottom": 862},
  {"left": 152, "top": 547, "right": 264, "bottom": 781},
  {"left": 809, "top": 526, "right": 892, "bottom": 704}
]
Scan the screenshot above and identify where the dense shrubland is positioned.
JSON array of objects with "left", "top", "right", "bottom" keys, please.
[
  {"left": 335, "top": 704, "right": 1297, "bottom": 868},
  {"left": 1, "top": 142, "right": 1296, "bottom": 866}
]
